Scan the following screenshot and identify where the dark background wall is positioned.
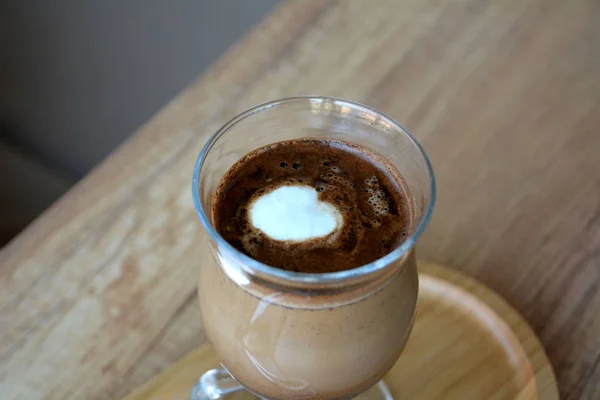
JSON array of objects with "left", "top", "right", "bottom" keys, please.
[{"left": 0, "top": 0, "right": 279, "bottom": 244}]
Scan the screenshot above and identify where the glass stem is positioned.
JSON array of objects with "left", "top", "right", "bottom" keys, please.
[{"left": 191, "top": 368, "right": 245, "bottom": 400}]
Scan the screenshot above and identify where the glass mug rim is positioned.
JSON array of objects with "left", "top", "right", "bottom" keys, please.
[{"left": 191, "top": 96, "right": 436, "bottom": 285}]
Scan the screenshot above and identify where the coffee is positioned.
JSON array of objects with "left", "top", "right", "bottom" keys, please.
[
  {"left": 212, "top": 138, "right": 411, "bottom": 273},
  {"left": 199, "top": 251, "right": 417, "bottom": 399},
  {"left": 200, "top": 138, "right": 418, "bottom": 399}
]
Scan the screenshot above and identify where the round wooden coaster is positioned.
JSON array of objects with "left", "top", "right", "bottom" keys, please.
[
  {"left": 389, "top": 262, "right": 559, "bottom": 400},
  {"left": 125, "top": 262, "right": 558, "bottom": 400}
]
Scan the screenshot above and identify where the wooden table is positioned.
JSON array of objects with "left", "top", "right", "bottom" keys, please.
[{"left": 1, "top": 1, "right": 599, "bottom": 399}]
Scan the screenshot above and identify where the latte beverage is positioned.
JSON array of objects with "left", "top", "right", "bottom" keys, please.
[{"left": 199, "top": 138, "right": 418, "bottom": 399}]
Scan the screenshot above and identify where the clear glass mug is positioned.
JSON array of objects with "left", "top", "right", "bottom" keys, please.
[{"left": 191, "top": 97, "right": 435, "bottom": 400}]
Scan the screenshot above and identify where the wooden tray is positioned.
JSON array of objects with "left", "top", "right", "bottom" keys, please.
[{"left": 125, "top": 262, "right": 558, "bottom": 400}]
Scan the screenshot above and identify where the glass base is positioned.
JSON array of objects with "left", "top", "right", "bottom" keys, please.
[{"left": 191, "top": 372, "right": 393, "bottom": 400}]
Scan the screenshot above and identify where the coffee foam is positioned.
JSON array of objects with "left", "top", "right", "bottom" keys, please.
[
  {"left": 248, "top": 185, "right": 343, "bottom": 242},
  {"left": 365, "top": 175, "right": 390, "bottom": 216}
]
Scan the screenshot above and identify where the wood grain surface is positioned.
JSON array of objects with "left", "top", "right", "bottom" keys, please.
[{"left": 1, "top": 0, "right": 599, "bottom": 399}]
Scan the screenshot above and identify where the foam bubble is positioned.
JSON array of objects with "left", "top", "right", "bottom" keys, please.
[
  {"left": 364, "top": 175, "right": 391, "bottom": 215},
  {"left": 249, "top": 185, "right": 343, "bottom": 242}
]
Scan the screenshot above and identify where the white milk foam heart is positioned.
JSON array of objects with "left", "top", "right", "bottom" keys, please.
[{"left": 249, "top": 185, "right": 343, "bottom": 242}]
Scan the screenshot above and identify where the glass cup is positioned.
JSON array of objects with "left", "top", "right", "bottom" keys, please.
[{"left": 191, "top": 97, "right": 435, "bottom": 400}]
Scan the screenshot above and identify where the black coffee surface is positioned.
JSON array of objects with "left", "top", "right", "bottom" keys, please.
[{"left": 211, "top": 138, "right": 411, "bottom": 273}]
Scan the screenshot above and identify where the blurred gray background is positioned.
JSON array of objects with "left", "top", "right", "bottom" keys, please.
[{"left": 0, "top": 0, "right": 279, "bottom": 244}]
